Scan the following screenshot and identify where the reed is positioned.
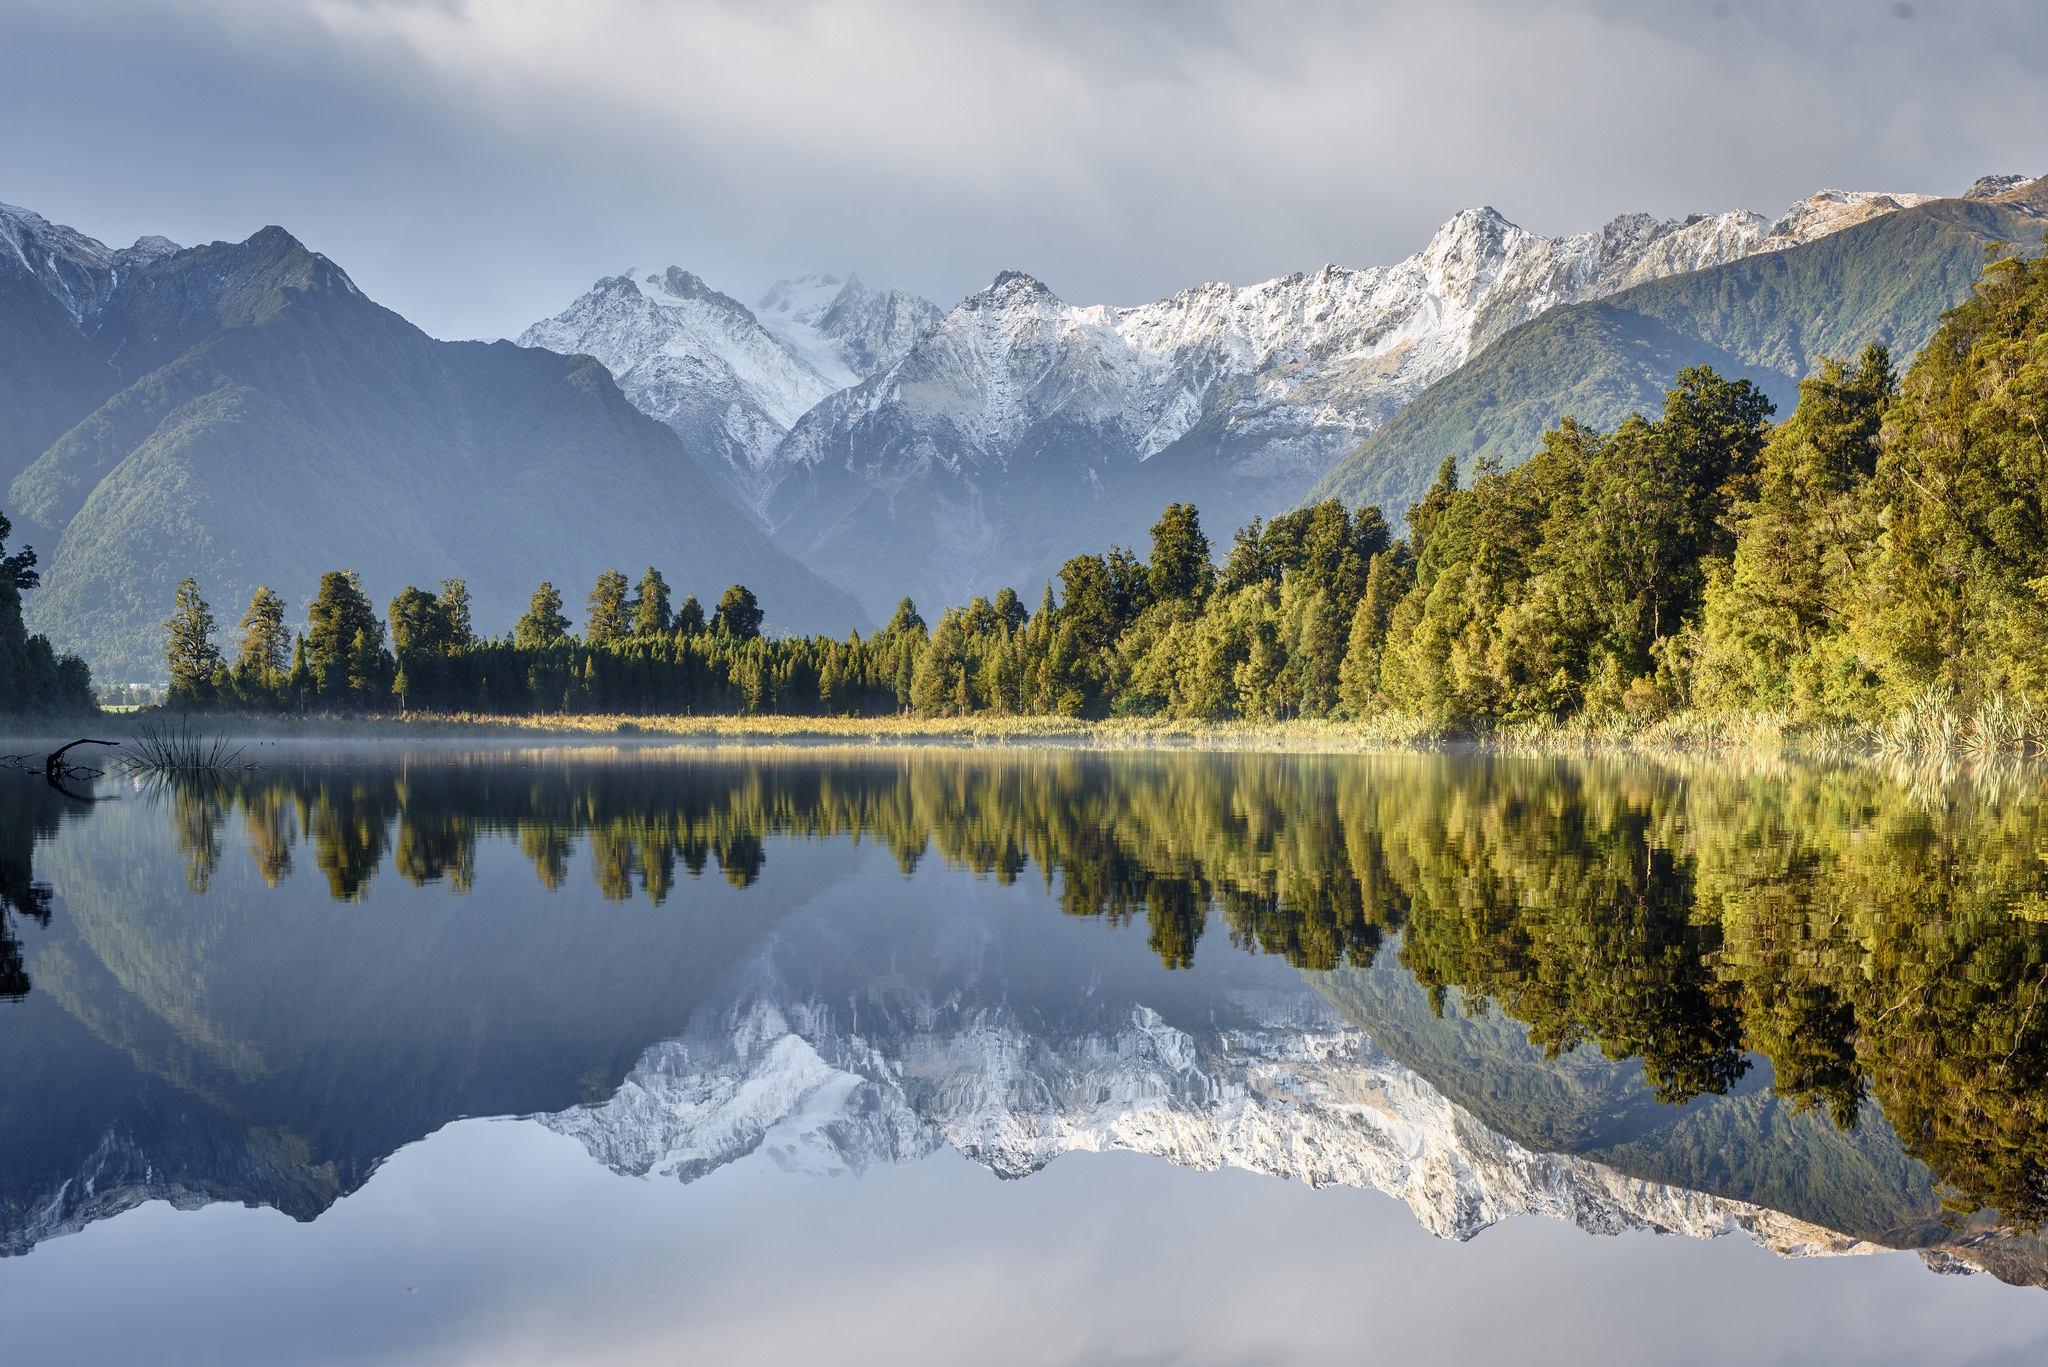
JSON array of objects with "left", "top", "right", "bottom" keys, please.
[{"left": 120, "top": 717, "right": 246, "bottom": 775}]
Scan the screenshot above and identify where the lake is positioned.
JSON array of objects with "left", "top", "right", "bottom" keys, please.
[{"left": 4, "top": 743, "right": 2048, "bottom": 1364}]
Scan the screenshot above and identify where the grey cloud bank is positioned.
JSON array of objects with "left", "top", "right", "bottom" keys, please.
[{"left": 0, "top": 0, "right": 2041, "bottom": 340}]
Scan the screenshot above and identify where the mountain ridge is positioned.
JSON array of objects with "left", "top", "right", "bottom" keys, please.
[{"left": 1, "top": 210, "right": 867, "bottom": 679}]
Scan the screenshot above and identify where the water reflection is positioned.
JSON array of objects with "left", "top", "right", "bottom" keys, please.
[{"left": 4, "top": 748, "right": 2048, "bottom": 1289}]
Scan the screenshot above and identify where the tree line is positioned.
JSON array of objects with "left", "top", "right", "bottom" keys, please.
[{"left": 158, "top": 246, "right": 2048, "bottom": 729}]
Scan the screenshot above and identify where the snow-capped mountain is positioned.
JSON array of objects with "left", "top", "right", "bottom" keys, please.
[
  {"left": 543, "top": 932, "right": 1877, "bottom": 1262},
  {"left": 0, "top": 200, "right": 182, "bottom": 327},
  {"left": 518, "top": 269, "right": 938, "bottom": 519},
  {"left": 762, "top": 188, "right": 1934, "bottom": 618}
]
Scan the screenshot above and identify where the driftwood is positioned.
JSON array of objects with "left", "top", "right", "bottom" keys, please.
[{"left": 0, "top": 738, "right": 119, "bottom": 800}]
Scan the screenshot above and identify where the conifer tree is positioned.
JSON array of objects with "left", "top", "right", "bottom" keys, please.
[
  {"left": 585, "top": 569, "right": 631, "bottom": 644},
  {"left": 438, "top": 579, "right": 474, "bottom": 646},
  {"left": 307, "top": 570, "right": 390, "bottom": 705},
  {"left": 236, "top": 587, "right": 290, "bottom": 681},
  {"left": 712, "top": 584, "right": 763, "bottom": 641},
  {"left": 1147, "top": 503, "right": 1214, "bottom": 606},
  {"left": 515, "top": 582, "right": 571, "bottom": 647},
  {"left": 634, "top": 567, "right": 673, "bottom": 637},
  {"left": 675, "top": 592, "right": 706, "bottom": 637},
  {"left": 163, "top": 577, "right": 221, "bottom": 704}
]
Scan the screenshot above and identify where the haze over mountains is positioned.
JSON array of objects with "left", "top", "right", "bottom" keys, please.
[
  {"left": 0, "top": 205, "right": 864, "bottom": 682},
  {"left": 2, "top": 173, "right": 2040, "bottom": 679},
  {"left": 522, "top": 186, "right": 1987, "bottom": 623}
]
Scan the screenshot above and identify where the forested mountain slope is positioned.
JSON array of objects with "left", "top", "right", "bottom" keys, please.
[
  {"left": 0, "top": 207, "right": 865, "bottom": 682},
  {"left": 1311, "top": 175, "right": 2047, "bottom": 519}
]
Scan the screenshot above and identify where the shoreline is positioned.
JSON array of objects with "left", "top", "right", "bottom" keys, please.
[{"left": 6, "top": 706, "right": 2033, "bottom": 762}]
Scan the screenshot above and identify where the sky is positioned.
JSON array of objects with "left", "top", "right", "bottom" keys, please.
[{"left": 0, "top": 0, "right": 2042, "bottom": 341}]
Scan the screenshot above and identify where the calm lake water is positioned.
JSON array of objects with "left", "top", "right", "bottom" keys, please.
[{"left": 5, "top": 743, "right": 2048, "bottom": 1365}]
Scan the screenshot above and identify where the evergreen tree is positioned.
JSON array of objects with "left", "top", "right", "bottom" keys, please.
[
  {"left": 438, "top": 579, "right": 474, "bottom": 647},
  {"left": 712, "top": 584, "right": 764, "bottom": 641},
  {"left": 390, "top": 586, "right": 465, "bottom": 656},
  {"left": 883, "top": 598, "right": 926, "bottom": 638},
  {"left": 515, "top": 582, "right": 571, "bottom": 648},
  {"left": 236, "top": 587, "right": 290, "bottom": 680},
  {"left": 675, "top": 593, "right": 706, "bottom": 637},
  {"left": 1147, "top": 503, "right": 1214, "bottom": 605},
  {"left": 163, "top": 577, "right": 222, "bottom": 704},
  {"left": 994, "top": 587, "right": 1028, "bottom": 634},
  {"left": 306, "top": 570, "right": 390, "bottom": 705},
  {"left": 634, "top": 567, "right": 672, "bottom": 637},
  {"left": 0, "top": 510, "right": 91, "bottom": 714},
  {"left": 585, "top": 568, "right": 631, "bottom": 644}
]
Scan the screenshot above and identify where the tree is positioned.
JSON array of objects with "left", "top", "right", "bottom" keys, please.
[
  {"left": 306, "top": 570, "right": 390, "bottom": 704},
  {"left": 634, "top": 567, "right": 672, "bottom": 637},
  {"left": 390, "top": 586, "right": 466, "bottom": 656},
  {"left": 676, "top": 593, "right": 706, "bottom": 637},
  {"left": 0, "top": 511, "right": 91, "bottom": 715},
  {"left": 712, "top": 584, "right": 764, "bottom": 640},
  {"left": 163, "top": 577, "right": 222, "bottom": 704},
  {"left": 515, "top": 581, "right": 571, "bottom": 648},
  {"left": 883, "top": 598, "right": 926, "bottom": 639},
  {"left": 1147, "top": 503, "right": 1213, "bottom": 605},
  {"left": 439, "top": 579, "right": 474, "bottom": 646},
  {"left": 236, "top": 587, "right": 290, "bottom": 680},
  {"left": 586, "top": 568, "right": 631, "bottom": 644}
]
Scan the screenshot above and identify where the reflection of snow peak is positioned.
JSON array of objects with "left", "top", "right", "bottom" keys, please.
[{"left": 544, "top": 992, "right": 1881, "bottom": 1262}]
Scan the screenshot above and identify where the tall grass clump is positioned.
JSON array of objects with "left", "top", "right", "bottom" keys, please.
[{"left": 121, "top": 717, "right": 244, "bottom": 776}]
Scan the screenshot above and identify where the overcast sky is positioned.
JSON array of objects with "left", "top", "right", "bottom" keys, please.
[{"left": 2, "top": 0, "right": 2041, "bottom": 340}]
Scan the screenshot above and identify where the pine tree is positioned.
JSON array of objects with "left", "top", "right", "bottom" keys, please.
[
  {"left": 515, "top": 581, "right": 571, "bottom": 648},
  {"left": 585, "top": 568, "right": 631, "bottom": 644},
  {"left": 634, "top": 567, "right": 672, "bottom": 637},
  {"left": 163, "top": 577, "right": 222, "bottom": 705}
]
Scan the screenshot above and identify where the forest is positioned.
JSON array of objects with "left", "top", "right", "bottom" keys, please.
[{"left": 103, "top": 245, "right": 2048, "bottom": 733}]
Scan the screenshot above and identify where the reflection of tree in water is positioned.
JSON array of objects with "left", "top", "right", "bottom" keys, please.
[
  {"left": 0, "top": 774, "right": 88, "bottom": 1001},
  {"left": 149, "top": 750, "right": 2048, "bottom": 1231}
]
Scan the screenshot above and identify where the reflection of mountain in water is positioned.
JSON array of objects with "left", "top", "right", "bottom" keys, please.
[
  {"left": 4, "top": 749, "right": 2047, "bottom": 1290},
  {"left": 539, "top": 877, "right": 1994, "bottom": 1278}
]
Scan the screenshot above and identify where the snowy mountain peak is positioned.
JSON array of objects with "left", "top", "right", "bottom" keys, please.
[
  {"left": 519, "top": 265, "right": 941, "bottom": 520},
  {"left": 0, "top": 202, "right": 185, "bottom": 324},
  {"left": 1764, "top": 188, "right": 1939, "bottom": 246},
  {"left": 541, "top": 938, "right": 1887, "bottom": 1264}
]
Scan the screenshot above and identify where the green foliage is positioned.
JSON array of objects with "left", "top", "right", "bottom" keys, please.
[
  {"left": 1312, "top": 192, "right": 2047, "bottom": 521},
  {"left": 514, "top": 581, "right": 571, "bottom": 649},
  {"left": 634, "top": 568, "right": 672, "bottom": 637},
  {"left": 162, "top": 577, "right": 222, "bottom": 705},
  {"left": 1146, "top": 502, "right": 1213, "bottom": 605},
  {"left": 675, "top": 593, "right": 705, "bottom": 637},
  {"left": 584, "top": 569, "right": 631, "bottom": 644},
  {"left": 0, "top": 508, "right": 92, "bottom": 714},
  {"left": 712, "top": 584, "right": 763, "bottom": 641},
  {"left": 307, "top": 570, "right": 392, "bottom": 705}
]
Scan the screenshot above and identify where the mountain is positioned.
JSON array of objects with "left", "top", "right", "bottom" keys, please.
[
  {"left": 760, "top": 190, "right": 1934, "bottom": 620},
  {"left": 0, "top": 205, "right": 867, "bottom": 681},
  {"left": 1309, "top": 174, "right": 2047, "bottom": 520},
  {"left": 519, "top": 269, "right": 939, "bottom": 520}
]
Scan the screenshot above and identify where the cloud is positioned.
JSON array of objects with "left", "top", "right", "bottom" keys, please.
[{"left": 0, "top": 0, "right": 2041, "bottom": 339}]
